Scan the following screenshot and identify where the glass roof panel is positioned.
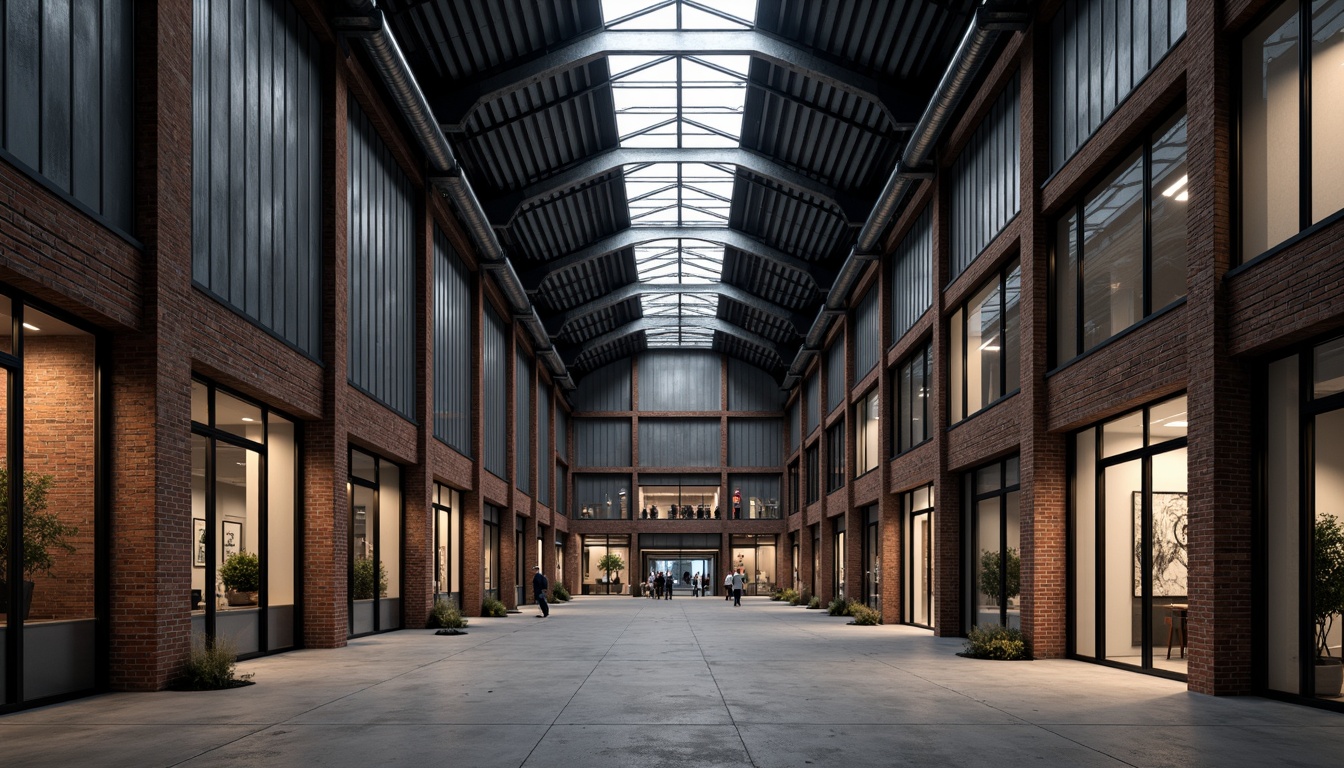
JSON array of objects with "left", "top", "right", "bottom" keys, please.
[{"left": 601, "top": 0, "right": 755, "bottom": 30}]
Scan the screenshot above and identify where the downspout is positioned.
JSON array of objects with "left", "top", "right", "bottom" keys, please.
[
  {"left": 782, "top": 2, "right": 1028, "bottom": 388},
  {"left": 336, "top": 1, "right": 575, "bottom": 389}
]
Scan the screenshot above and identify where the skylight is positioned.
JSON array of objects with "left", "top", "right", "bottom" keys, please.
[
  {"left": 601, "top": 0, "right": 756, "bottom": 31},
  {"left": 610, "top": 55, "right": 749, "bottom": 148}
]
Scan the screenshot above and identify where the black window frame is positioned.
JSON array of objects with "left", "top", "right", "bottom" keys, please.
[
  {"left": 894, "top": 341, "right": 933, "bottom": 457},
  {"left": 826, "top": 421, "right": 846, "bottom": 494}
]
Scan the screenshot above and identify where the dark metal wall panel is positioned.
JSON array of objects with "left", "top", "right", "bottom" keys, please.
[
  {"left": 575, "top": 417, "right": 632, "bottom": 467},
  {"left": 572, "top": 358, "right": 632, "bottom": 411},
  {"left": 347, "top": 96, "right": 416, "bottom": 418},
  {"left": 852, "top": 286, "right": 880, "bottom": 380},
  {"left": 804, "top": 373, "right": 819, "bottom": 435},
  {"left": 950, "top": 75, "right": 1020, "bottom": 281},
  {"left": 556, "top": 405, "right": 570, "bottom": 461},
  {"left": 891, "top": 205, "right": 933, "bottom": 345},
  {"left": 825, "top": 340, "right": 845, "bottom": 413},
  {"left": 1051, "top": 0, "right": 1186, "bottom": 170},
  {"left": 484, "top": 304, "right": 509, "bottom": 479},
  {"left": 2, "top": 0, "right": 134, "bottom": 231},
  {"left": 192, "top": 0, "right": 323, "bottom": 355},
  {"left": 516, "top": 348, "right": 532, "bottom": 493},
  {"left": 538, "top": 382, "right": 552, "bottom": 505},
  {"left": 433, "top": 228, "right": 473, "bottom": 456},
  {"left": 638, "top": 419, "right": 721, "bottom": 468},
  {"left": 638, "top": 351, "right": 721, "bottom": 412},
  {"left": 574, "top": 474, "right": 631, "bottom": 514},
  {"left": 728, "top": 419, "right": 783, "bottom": 467},
  {"left": 789, "top": 398, "right": 801, "bottom": 453},
  {"left": 556, "top": 466, "right": 568, "bottom": 516},
  {"left": 728, "top": 358, "right": 784, "bottom": 412}
]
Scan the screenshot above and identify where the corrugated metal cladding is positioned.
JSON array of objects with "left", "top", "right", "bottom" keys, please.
[
  {"left": 638, "top": 473, "right": 719, "bottom": 487},
  {"left": 347, "top": 97, "right": 416, "bottom": 418},
  {"left": 640, "top": 533, "right": 721, "bottom": 550},
  {"left": 638, "top": 419, "right": 720, "bottom": 468},
  {"left": 191, "top": 0, "right": 322, "bottom": 355},
  {"left": 483, "top": 304, "right": 509, "bottom": 480},
  {"left": 638, "top": 352, "right": 721, "bottom": 412},
  {"left": 538, "top": 382, "right": 551, "bottom": 505},
  {"left": 556, "top": 406, "right": 570, "bottom": 461},
  {"left": 515, "top": 348, "right": 532, "bottom": 493},
  {"left": 571, "top": 358, "right": 632, "bottom": 412},
  {"left": 728, "top": 359, "right": 784, "bottom": 412},
  {"left": 729, "top": 475, "right": 782, "bottom": 507},
  {"left": 789, "top": 398, "right": 801, "bottom": 453},
  {"left": 804, "top": 374, "right": 819, "bottom": 436},
  {"left": 825, "top": 340, "right": 845, "bottom": 414},
  {"left": 891, "top": 206, "right": 933, "bottom": 345},
  {"left": 852, "top": 288, "right": 880, "bottom": 380},
  {"left": 1051, "top": 0, "right": 1186, "bottom": 170},
  {"left": 728, "top": 420, "right": 783, "bottom": 468},
  {"left": 433, "top": 228, "right": 472, "bottom": 456},
  {"left": 575, "top": 418, "right": 632, "bottom": 467},
  {"left": 3, "top": 0, "right": 134, "bottom": 231},
  {"left": 556, "top": 466, "right": 567, "bottom": 516},
  {"left": 574, "top": 474, "right": 631, "bottom": 513},
  {"left": 950, "top": 74, "right": 1020, "bottom": 281}
]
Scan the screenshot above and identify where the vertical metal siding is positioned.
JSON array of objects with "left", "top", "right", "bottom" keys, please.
[
  {"left": 728, "top": 358, "right": 784, "bottom": 412},
  {"left": 538, "top": 382, "right": 552, "bottom": 505},
  {"left": 891, "top": 206, "right": 933, "bottom": 345},
  {"left": 347, "top": 96, "right": 416, "bottom": 418},
  {"left": 728, "top": 419, "right": 783, "bottom": 467},
  {"left": 825, "top": 340, "right": 844, "bottom": 413},
  {"left": 515, "top": 348, "right": 532, "bottom": 493},
  {"left": 789, "top": 398, "right": 801, "bottom": 452},
  {"left": 638, "top": 420, "right": 720, "bottom": 467},
  {"left": 2, "top": 0, "right": 133, "bottom": 230},
  {"left": 484, "top": 304, "right": 509, "bottom": 479},
  {"left": 556, "top": 406, "right": 570, "bottom": 462},
  {"left": 575, "top": 418, "right": 632, "bottom": 467},
  {"left": 853, "top": 288, "right": 880, "bottom": 380},
  {"left": 1051, "top": 0, "right": 1185, "bottom": 170},
  {"left": 638, "top": 351, "right": 721, "bottom": 412},
  {"left": 572, "top": 359, "right": 632, "bottom": 411},
  {"left": 433, "top": 227, "right": 472, "bottom": 456},
  {"left": 950, "top": 75, "right": 1020, "bottom": 280},
  {"left": 193, "top": 0, "right": 322, "bottom": 355},
  {"left": 805, "top": 373, "right": 819, "bottom": 435}
]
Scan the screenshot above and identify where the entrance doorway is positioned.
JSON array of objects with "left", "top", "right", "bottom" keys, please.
[{"left": 642, "top": 552, "right": 717, "bottom": 596}]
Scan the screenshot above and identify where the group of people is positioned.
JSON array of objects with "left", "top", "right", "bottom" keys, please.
[
  {"left": 724, "top": 568, "right": 745, "bottom": 606},
  {"left": 640, "top": 504, "right": 721, "bottom": 520},
  {"left": 646, "top": 570, "right": 713, "bottom": 598}
]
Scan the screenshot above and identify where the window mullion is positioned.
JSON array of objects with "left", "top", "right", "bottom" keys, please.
[{"left": 1299, "top": 0, "right": 1312, "bottom": 232}]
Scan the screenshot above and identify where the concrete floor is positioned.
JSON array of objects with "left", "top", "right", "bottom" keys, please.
[{"left": 2, "top": 597, "right": 1341, "bottom": 767}]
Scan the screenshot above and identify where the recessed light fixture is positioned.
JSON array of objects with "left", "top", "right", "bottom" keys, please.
[
  {"left": 240, "top": 417, "right": 255, "bottom": 422},
  {"left": 22, "top": 322, "right": 39, "bottom": 331},
  {"left": 1162, "top": 174, "right": 1188, "bottom": 200},
  {"left": 978, "top": 335, "right": 1000, "bottom": 352},
  {"left": 1166, "top": 420, "right": 1188, "bottom": 428}
]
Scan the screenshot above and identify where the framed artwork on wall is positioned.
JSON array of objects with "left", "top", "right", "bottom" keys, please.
[
  {"left": 1133, "top": 491, "right": 1188, "bottom": 597},
  {"left": 223, "top": 520, "right": 242, "bottom": 560},
  {"left": 194, "top": 518, "right": 207, "bottom": 567}
]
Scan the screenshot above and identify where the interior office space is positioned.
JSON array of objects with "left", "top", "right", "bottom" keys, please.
[{"left": 0, "top": 0, "right": 1341, "bottom": 717}]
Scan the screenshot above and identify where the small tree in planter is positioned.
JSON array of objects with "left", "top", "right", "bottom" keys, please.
[
  {"left": 0, "top": 470, "right": 76, "bottom": 619},
  {"left": 219, "top": 551, "right": 261, "bottom": 606},
  {"left": 596, "top": 553, "right": 625, "bottom": 593},
  {"left": 353, "top": 557, "right": 388, "bottom": 600},
  {"left": 979, "top": 547, "right": 1021, "bottom": 609},
  {"left": 1313, "top": 515, "right": 1344, "bottom": 697}
]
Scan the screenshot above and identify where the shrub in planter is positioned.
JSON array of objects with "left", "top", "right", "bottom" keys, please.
[
  {"left": 962, "top": 624, "right": 1029, "bottom": 660},
  {"left": 177, "top": 635, "right": 253, "bottom": 690},
  {"left": 848, "top": 603, "right": 881, "bottom": 625},
  {"left": 219, "top": 551, "right": 260, "bottom": 604},
  {"left": 1313, "top": 515, "right": 1344, "bottom": 696},
  {"left": 482, "top": 597, "right": 508, "bottom": 617},
  {"left": 427, "top": 598, "right": 468, "bottom": 629},
  {"left": 552, "top": 583, "right": 571, "bottom": 602},
  {"left": 791, "top": 589, "right": 809, "bottom": 606},
  {"left": 827, "top": 596, "right": 851, "bottom": 616},
  {"left": 776, "top": 587, "right": 799, "bottom": 604},
  {"left": 807, "top": 595, "right": 822, "bottom": 609},
  {"left": 0, "top": 470, "right": 76, "bottom": 618},
  {"left": 352, "top": 557, "right": 388, "bottom": 600}
]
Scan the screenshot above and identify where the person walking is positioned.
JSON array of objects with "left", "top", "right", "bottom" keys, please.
[
  {"left": 533, "top": 565, "right": 550, "bottom": 618},
  {"left": 724, "top": 571, "right": 733, "bottom": 600},
  {"left": 665, "top": 572, "right": 673, "bottom": 599},
  {"left": 702, "top": 573, "right": 710, "bottom": 597},
  {"left": 731, "top": 568, "right": 744, "bottom": 607},
  {"left": 692, "top": 572, "right": 701, "bottom": 597},
  {"left": 654, "top": 571, "right": 665, "bottom": 600}
]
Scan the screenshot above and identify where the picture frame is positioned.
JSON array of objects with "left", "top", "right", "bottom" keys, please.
[
  {"left": 193, "top": 518, "right": 207, "bottom": 567},
  {"left": 1133, "top": 491, "right": 1188, "bottom": 597},
  {"left": 222, "top": 520, "right": 242, "bottom": 561}
]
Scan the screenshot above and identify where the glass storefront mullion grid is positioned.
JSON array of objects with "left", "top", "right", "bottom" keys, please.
[
  {"left": 905, "top": 489, "right": 935, "bottom": 629},
  {"left": 966, "top": 461, "right": 1020, "bottom": 629},
  {"left": 349, "top": 452, "right": 381, "bottom": 636}
]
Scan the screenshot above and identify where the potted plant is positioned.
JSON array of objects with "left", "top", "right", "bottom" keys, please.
[
  {"left": 0, "top": 470, "right": 76, "bottom": 620},
  {"left": 1314, "top": 515, "right": 1344, "bottom": 698},
  {"left": 352, "top": 557, "right": 388, "bottom": 600},
  {"left": 596, "top": 552, "right": 624, "bottom": 594},
  {"left": 979, "top": 547, "right": 1021, "bottom": 610},
  {"left": 219, "top": 550, "right": 260, "bottom": 606}
]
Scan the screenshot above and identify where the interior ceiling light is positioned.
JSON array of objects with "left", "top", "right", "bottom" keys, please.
[
  {"left": 22, "top": 322, "right": 39, "bottom": 331},
  {"left": 1161, "top": 174, "right": 1188, "bottom": 199}
]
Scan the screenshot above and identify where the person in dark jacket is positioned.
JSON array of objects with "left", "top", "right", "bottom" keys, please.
[{"left": 533, "top": 565, "right": 549, "bottom": 618}]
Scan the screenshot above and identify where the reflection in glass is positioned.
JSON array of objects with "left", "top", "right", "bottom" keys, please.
[
  {"left": 1150, "top": 115, "right": 1189, "bottom": 311},
  {"left": 1083, "top": 150, "right": 1145, "bottom": 352},
  {"left": 1240, "top": 2, "right": 1300, "bottom": 259},
  {"left": 1312, "top": 0, "right": 1344, "bottom": 223},
  {"left": 1314, "top": 336, "right": 1344, "bottom": 399}
]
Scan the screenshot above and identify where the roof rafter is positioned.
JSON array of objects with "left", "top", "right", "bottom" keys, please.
[
  {"left": 546, "top": 282, "right": 809, "bottom": 338},
  {"left": 560, "top": 316, "right": 786, "bottom": 367}
]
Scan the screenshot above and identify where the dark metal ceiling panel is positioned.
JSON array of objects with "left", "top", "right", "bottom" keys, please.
[
  {"left": 720, "top": 247, "right": 819, "bottom": 312},
  {"left": 454, "top": 62, "right": 618, "bottom": 193},
  {"left": 535, "top": 247, "right": 637, "bottom": 313},
  {"left": 573, "top": 332, "right": 646, "bottom": 375},
  {"left": 382, "top": 0, "right": 603, "bottom": 82},
  {"left": 756, "top": 0, "right": 977, "bottom": 85},
  {"left": 718, "top": 298, "right": 798, "bottom": 346},
  {"left": 506, "top": 171, "right": 631, "bottom": 260},
  {"left": 714, "top": 332, "right": 785, "bottom": 375},
  {"left": 728, "top": 174, "right": 853, "bottom": 263},
  {"left": 558, "top": 296, "right": 642, "bottom": 345}
]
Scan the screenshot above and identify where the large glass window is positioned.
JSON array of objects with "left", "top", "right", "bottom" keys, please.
[
  {"left": 826, "top": 422, "right": 845, "bottom": 493},
  {"left": 967, "top": 458, "right": 1021, "bottom": 630},
  {"left": 1055, "top": 113, "right": 1188, "bottom": 364},
  {"left": 855, "top": 389, "right": 880, "bottom": 477},
  {"left": 433, "top": 483, "right": 463, "bottom": 608},
  {"left": 482, "top": 505, "right": 501, "bottom": 602},
  {"left": 904, "top": 485, "right": 936, "bottom": 628},
  {"left": 0, "top": 299, "right": 101, "bottom": 708},
  {"left": 349, "top": 449, "right": 401, "bottom": 636},
  {"left": 581, "top": 534, "right": 630, "bottom": 595},
  {"left": 862, "top": 506, "right": 880, "bottom": 612},
  {"left": 805, "top": 444, "right": 820, "bottom": 504},
  {"left": 951, "top": 260, "right": 1021, "bottom": 423},
  {"left": 832, "top": 518, "right": 847, "bottom": 599},
  {"left": 731, "top": 534, "right": 777, "bottom": 596},
  {"left": 190, "top": 380, "right": 298, "bottom": 657},
  {"left": 1266, "top": 335, "right": 1344, "bottom": 702},
  {"left": 1072, "top": 395, "right": 1188, "bottom": 678},
  {"left": 1241, "top": 0, "right": 1344, "bottom": 262},
  {"left": 895, "top": 343, "right": 932, "bottom": 455}
]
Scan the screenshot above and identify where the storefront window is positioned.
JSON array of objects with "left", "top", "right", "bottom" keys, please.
[
  {"left": 862, "top": 506, "right": 880, "bottom": 611},
  {"left": 833, "top": 518, "right": 846, "bottom": 599},
  {"left": 904, "top": 485, "right": 935, "bottom": 628},
  {"left": 581, "top": 534, "right": 630, "bottom": 595},
  {"left": 483, "top": 506, "right": 501, "bottom": 601},
  {"left": 433, "top": 483, "right": 462, "bottom": 607},
  {"left": 731, "top": 534, "right": 776, "bottom": 596},
  {"left": 967, "top": 458, "right": 1021, "bottom": 629},
  {"left": 348, "top": 449, "right": 401, "bottom": 636}
]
